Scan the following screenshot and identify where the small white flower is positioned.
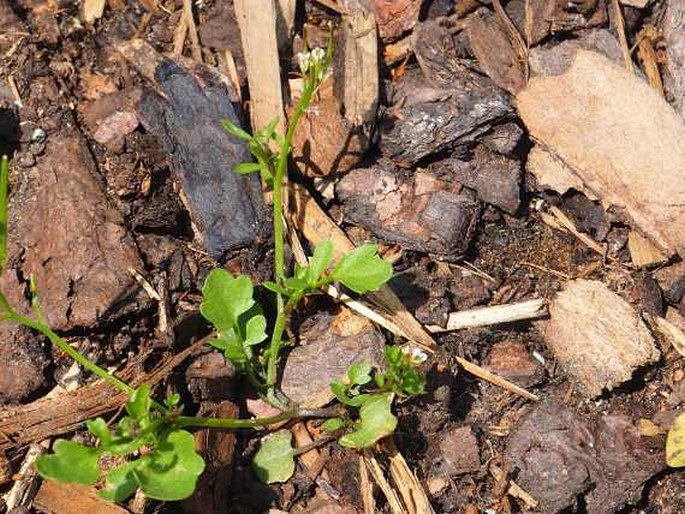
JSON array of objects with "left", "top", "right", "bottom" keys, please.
[
  {"left": 401, "top": 345, "right": 428, "bottom": 365},
  {"left": 311, "top": 47, "right": 326, "bottom": 62},
  {"left": 297, "top": 51, "right": 311, "bottom": 73}
]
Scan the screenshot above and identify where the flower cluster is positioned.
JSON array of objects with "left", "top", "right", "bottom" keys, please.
[
  {"left": 296, "top": 47, "right": 330, "bottom": 87},
  {"left": 401, "top": 344, "right": 429, "bottom": 366}
]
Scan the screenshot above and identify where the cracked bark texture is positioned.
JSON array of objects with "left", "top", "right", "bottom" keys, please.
[{"left": 0, "top": 127, "right": 148, "bottom": 331}]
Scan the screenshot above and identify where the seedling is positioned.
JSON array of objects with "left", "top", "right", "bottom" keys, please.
[{"left": 0, "top": 37, "right": 426, "bottom": 503}]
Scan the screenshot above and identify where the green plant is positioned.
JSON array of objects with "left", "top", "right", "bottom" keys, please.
[{"left": 0, "top": 39, "right": 426, "bottom": 503}]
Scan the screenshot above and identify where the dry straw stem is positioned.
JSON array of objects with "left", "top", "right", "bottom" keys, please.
[
  {"left": 363, "top": 451, "right": 406, "bottom": 514},
  {"left": 611, "top": 0, "right": 634, "bottom": 74},
  {"left": 172, "top": 10, "right": 188, "bottom": 55},
  {"left": 490, "top": 463, "right": 539, "bottom": 509},
  {"left": 182, "top": 0, "right": 202, "bottom": 62},
  {"left": 359, "top": 454, "right": 376, "bottom": 514},
  {"left": 383, "top": 439, "right": 436, "bottom": 514},
  {"left": 546, "top": 204, "right": 614, "bottom": 261},
  {"left": 635, "top": 26, "right": 665, "bottom": 95},
  {"left": 428, "top": 298, "right": 548, "bottom": 332}
]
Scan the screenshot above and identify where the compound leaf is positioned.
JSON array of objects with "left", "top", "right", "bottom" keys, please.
[
  {"left": 209, "top": 330, "right": 249, "bottom": 370},
  {"left": 244, "top": 313, "right": 268, "bottom": 346},
  {"left": 126, "top": 384, "right": 152, "bottom": 422},
  {"left": 222, "top": 119, "right": 252, "bottom": 141},
  {"left": 86, "top": 418, "right": 112, "bottom": 447},
  {"left": 339, "top": 394, "right": 397, "bottom": 449},
  {"left": 347, "top": 363, "right": 372, "bottom": 386},
  {"left": 135, "top": 430, "right": 205, "bottom": 501},
  {"left": 35, "top": 440, "right": 100, "bottom": 485},
  {"left": 252, "top": 430, "right": 296, "bottom": 484},
  {"left": 201, "top": 270, "right": 255, "bottom": 331},
  {"left": 234, "top": 162, "right": 262, "bottom": 175},
  {"left": 99, "top": 460, "right": 141, "bottom": 502},
  {"left": 306, "top": 240, "right": 334, "bottom": 286},
  {"left": 331, "top": 244, "right": 392, "bottom": 294}
]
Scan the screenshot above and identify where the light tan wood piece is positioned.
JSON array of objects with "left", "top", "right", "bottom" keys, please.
[
  {"left": 428, "top": 299, "right": 547, "bottom": 332},
  {"left": 234, "top": 0, "right": 285, "bottom": 132},
  {"left": 341, "top": 10, "right": 379, "bottom": 125},
  {"left": 628, "top": 230, "right": 668, "bottom": 268},
  {"left": 82, "top": 0, "right": 106, "bottom": 23}
]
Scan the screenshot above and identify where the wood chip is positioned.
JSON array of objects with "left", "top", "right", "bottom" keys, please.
[
  {"left": 517, "top": 51, "right": 685, "bottom": 257},
  {"left": 182, "top": 0, "right": 202, "bottom": 62},
  {"left": 655, "top": 313, "right": 685, "bottom": 358},
  {"left": 363, "top": 451, "right": 406, "bottom": 514},
  {"left": 340, "top": 10, "right": 379, "bottom": 125},
  {"left": 82, "top": 0, "right": 106, "bottom": 23},
  {"left": 428, "top": 299, "right": 547, "bottom": 332},
  {"left": 34, "top": 481, "right": 130, "bottom": 514},
  {"left": 544, "top": 279, "right": 660, "bottom": 397},
  {"left": 383, "top": 439, "right": 436, "bottom": 514},
  {"left": 234, "top": 0, "right": 284, "bottom": 132},
  {"left": 662, "top": 0, "right": 685, "bottom": 117},
  {"left": 628, "top": 230, "right": 668, "bottom": 269}
]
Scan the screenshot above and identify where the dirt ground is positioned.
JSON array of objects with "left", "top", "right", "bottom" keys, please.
[{"left": 1, "top": 0, "right": 685, "bottom": 513}]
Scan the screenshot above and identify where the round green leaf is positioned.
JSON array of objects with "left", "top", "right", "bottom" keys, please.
[
  {"left": 135, "top": 430, "right": 205, "bottom": 501},
  {"left": 99, "top": 460, "right": 141, "bottom": 502},
  {"left": 35, "top": 440, "right": 100, "bottom": 485},
  {"left": 252, "top": 430, "right": 296, "bottom": 484},
  {"left": 339, "top": 394, "right": 397, "bottom": 449}
]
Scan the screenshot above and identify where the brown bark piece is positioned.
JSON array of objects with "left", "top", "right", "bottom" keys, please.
[
  {"left": 544, "top": 279, "right": 659, "bottom": 397},
  {"left": 525, "top": 0, "right": 607, "bottom": 46},
  {"left": 517, "top": 50, "right": 685, "bottom": 256},
  {"left": 485, "top": 340, "right": 541, "bottom": 387},
  {"left": 528, "top": 28, "right": 622, "bottom": 77},
  {"left": 343, "top": 0, "right": 421, "bottom": 41},
  {"left": 380, "top": 68, "right": 512, "bottom": 166},
  {"left": 373, "top": 0, "right": 421, "bottom": 40},
  {"left": 281, "top": 307, "right": 385, "bottom": 406},
  {"left": 505, "top": 402, "right": 665, "bottom": 514},
  {"left": 79, "top": 88, "right": 141, "bottom": 149},
  {"left": 479, "top": 121, "right": 523, "bottom": 155},
  {"left": 432, "top": 145, "right": 521, "bottom": 214},
  {"left": 35, "top": 481, "right": 129, "bottom": 514},
  {"left": 5, "top": 128, "right": 147, "bottom": 330},
  {"left": 467, "top": 10, "right": 526, "bottom": 94},
  {"left": 0, "top": 324, "right": 47, "bottom": 403},
  {"left": 336, "top": 160, "right": 482, "bottom": 257},
  {"left": 436, "top": 425, "right": 480, "bottom": 476},
  {"left": 291, "top": 96, "right": 368, "bottom": 177},
  {"left": 412, "top": 18, "right": 470, "bottom": 88},
  {"left": 662, "top": 0, "right": 685, "bottom": 118}
]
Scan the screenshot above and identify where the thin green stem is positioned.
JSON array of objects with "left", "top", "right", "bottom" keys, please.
[
  {"left": 175, "top": 411, "right": 295, "bottom": 429},
  {"left": 175, "top": 406, "right": 337, "bottom": 430},
  {"left": 265, "top": 84, "right": 315, "bottom": 392},
  {"left": 6, "top": 310, "right": 136, "bottom": 396}
]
